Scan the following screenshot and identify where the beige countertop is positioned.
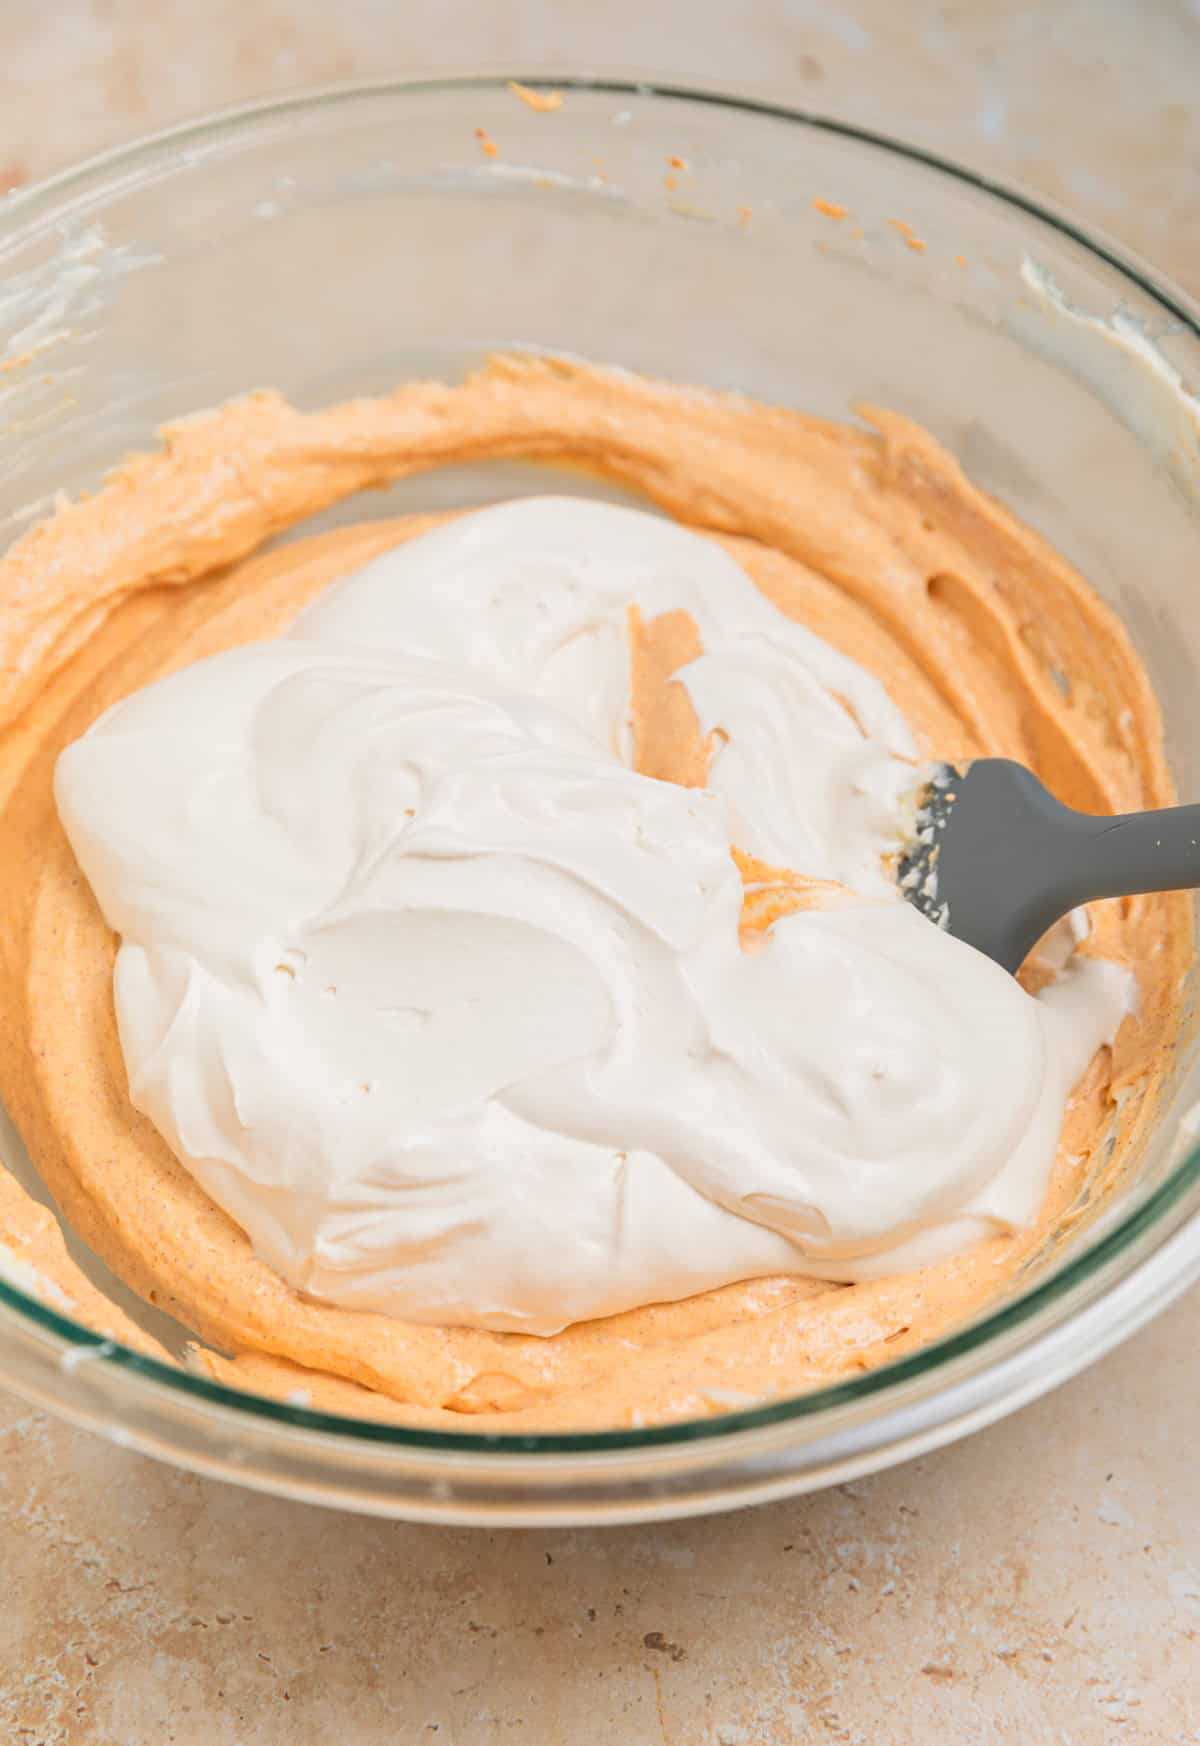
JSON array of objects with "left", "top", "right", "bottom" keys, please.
[
  {"left": 3, "top": 1298, "right": 1199, "bottom": 1745},
  {"left": 3, "top": 3, "right": 1199, "bottom": 1741}
]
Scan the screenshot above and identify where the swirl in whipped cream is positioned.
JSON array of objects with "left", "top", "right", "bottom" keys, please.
[{"left": 54, "top": 498, "right": 1132, "bottom": 1333}]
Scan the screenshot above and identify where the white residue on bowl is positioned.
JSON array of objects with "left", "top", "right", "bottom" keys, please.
[
  {"left": 1014, "top": 255, "right": 1200, "bottom": 487},
  {"left": 0, "top": 221, "right": 160, "bottom": 364}
]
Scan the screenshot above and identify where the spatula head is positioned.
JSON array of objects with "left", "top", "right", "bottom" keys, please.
[{"left": 897, "top": 758, "right": 1079, "bottom": 974}]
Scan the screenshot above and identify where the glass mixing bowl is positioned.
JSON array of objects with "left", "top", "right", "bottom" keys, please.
[{"left": 1, "top": 76, "right": 1199, "bottom": 1526}]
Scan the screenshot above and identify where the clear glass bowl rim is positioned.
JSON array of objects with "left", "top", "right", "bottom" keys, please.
[{"left": 1, "top": 69, "right": 1199, "bottom": 1461}]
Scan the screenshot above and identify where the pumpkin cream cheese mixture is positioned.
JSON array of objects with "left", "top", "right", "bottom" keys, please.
[{"left": 0, "top": 356, "right": 1188, "bottom": 1430}]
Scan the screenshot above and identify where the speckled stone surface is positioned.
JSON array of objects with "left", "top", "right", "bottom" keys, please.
[
  {"left": 4, "top": 1302, "right": 1199, "bottom": 1745},
  {"left": 2, "top": 4, "right": 1199, "bottom": 1742}
]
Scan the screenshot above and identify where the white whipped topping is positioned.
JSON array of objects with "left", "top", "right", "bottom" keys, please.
[{"left": 55, "top": 498, "right": 1133, "bottom": 1333}]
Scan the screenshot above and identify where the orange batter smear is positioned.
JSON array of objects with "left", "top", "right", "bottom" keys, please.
[
  {"left": 508, "top": 81, "right": 563, "bottom": 113},
  {"left": 625, "top": 602, "right": 714, "bottom": 788},
  {"left": 889, "top": 217, "right": 927, "bottom": 253},
  {"left": 813, "top": 198, "right": 849, "bottom": 220},
  {"left": 626, "top": 601, "right": 863, "bottom": 935},
  {"left": 473, "top": 127, "right": 498, "bottom": 159},
  {"left": 739, "top": 879, "right": 860, "bottom": 934},
  {"left": 731, "top": 847, "right": 860, "bottom": 933}
]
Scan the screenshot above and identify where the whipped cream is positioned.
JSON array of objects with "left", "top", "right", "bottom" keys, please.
[{"left": 55, "top": 498, "right": 1133, "bottom": 1333}]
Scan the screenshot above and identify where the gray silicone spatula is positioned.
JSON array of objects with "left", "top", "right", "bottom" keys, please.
[{"left": 897, "top": 758, "right": 1200, "bottom": 974}]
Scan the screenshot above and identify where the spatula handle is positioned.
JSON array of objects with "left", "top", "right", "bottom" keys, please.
[
  {"left": 929, "top": 759, "right": 1200, "bottom": 972},
  {"left": 1067, "top": 803, "right": 1200, "bottom": 903}
]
